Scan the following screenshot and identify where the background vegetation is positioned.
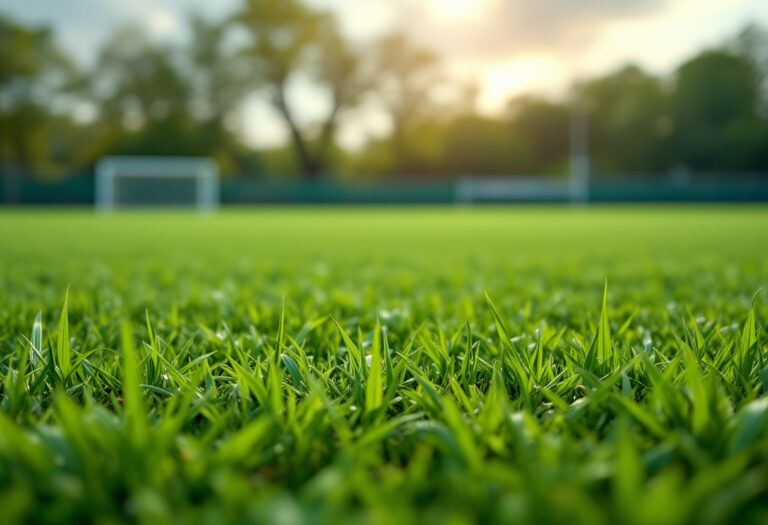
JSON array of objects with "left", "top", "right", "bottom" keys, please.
[{"left": 1, "top": 0, "right": 767, "bottom": 184}]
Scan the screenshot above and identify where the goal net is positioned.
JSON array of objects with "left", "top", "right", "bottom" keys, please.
[{"left": 95, "top": 156, "right": 219, "bottom": 211}]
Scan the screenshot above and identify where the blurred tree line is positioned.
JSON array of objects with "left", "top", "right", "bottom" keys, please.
[{"left": 1, "top": 0, "right": 767, "bottom": 185}]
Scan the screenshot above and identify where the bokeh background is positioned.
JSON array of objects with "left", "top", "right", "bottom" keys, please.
[{"left": 1, "top": 0, "right": 767, "bottom": 204}]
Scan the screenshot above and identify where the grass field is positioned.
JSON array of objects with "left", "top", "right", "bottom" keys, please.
[{"left": 1, "top": 206, "right": 767, "bottom": 524}]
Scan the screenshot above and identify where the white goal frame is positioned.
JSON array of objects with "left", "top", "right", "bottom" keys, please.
[{"left": 95, "top": 156, "right": 219, "bottom": 212}]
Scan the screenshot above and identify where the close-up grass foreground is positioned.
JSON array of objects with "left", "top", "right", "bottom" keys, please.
[{"left": 1, "top": 207, "right": 767, "bottom": 525}]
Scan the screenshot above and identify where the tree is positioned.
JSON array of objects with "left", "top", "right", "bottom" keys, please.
[
  {"left": 371, "top": 33, "right": 441, "bottom": 171},
  {"left": 577, "top": 65, "right": 669, "bottom": 173},
  {"left": 310, "top": 20, "right": 372, "bottom": 174},
  {"left": 729, "top": 24, "right": 768, "bottom": 115},
  {"left": 440, "top": 115, "right": 525, "bottom": 176},
  {"left": 92, "top": 26, "right": 190, "bottom": 132},
  {"left": 85, "top": 26, "right": 207, "bottom": 160},
  {"left": 0, "top": 15, "right": 73, "bottom": 200},
  {"left": 185, "top": 14, "right": 250, "bottom": 170},
  {"left": 236, "top": 0, "right": 367, "bottom": 180},
  {"left": 507, "top": 96, "right": 570, "bottom": 174},
  {"left": 671, "top": 50, "right": 764, "bottom": 170}
]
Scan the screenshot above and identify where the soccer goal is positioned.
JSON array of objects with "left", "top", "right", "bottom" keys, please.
[{"left": 95, "top": 156, "right": 219, "bottom": 211}]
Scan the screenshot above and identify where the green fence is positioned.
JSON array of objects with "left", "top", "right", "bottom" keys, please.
[
  {"left": 1, "top": 175, "right": 767, "bottom": 205},
  {"left": 220, "top": 180, "right": 456, "bottom": 204},
  {"left": 589, "top": 179, "right": 768, "bottom": 202}
]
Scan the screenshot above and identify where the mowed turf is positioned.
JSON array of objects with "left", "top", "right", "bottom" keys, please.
[{"left": 0, "top": 206, "right": 767, "bottom": 525}]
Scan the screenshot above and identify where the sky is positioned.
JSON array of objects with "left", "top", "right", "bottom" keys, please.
[{"left": 1, "top": 0, "right": 766, "bottom": 150}]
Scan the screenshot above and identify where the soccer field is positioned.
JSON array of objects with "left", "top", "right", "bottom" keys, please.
[{"left": 1, "top": 207, "right": 767, "bottom": 524}]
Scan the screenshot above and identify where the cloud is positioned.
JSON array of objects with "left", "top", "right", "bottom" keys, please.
[{"left": 394, "top": 0, "right": 669, "bottom": 62}]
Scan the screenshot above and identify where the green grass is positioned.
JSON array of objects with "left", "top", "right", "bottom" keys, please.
[{"left": 1, "top": 206, "right": 767, "bottom": 524}]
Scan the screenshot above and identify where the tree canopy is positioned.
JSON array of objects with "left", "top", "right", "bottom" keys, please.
[{"left": 0, "top": 3, "right": 766, "bottom": 182}]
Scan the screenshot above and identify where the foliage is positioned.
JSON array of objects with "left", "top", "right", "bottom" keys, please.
[
  {"left": 370, "top": 32, "right": 442, "bottom": 172},
  {"left": 0, "top": 14, "right": 75, "bottom": 185},
  {"left": 0, "top": 207, "right": 767, "bottom": 524},
  {"left": 671, "top": 51, "right": 767, "bottom": 170},
  {"left": 578, "top": 66, "right": 670, "bottom": 173},
  {"left": 236, "top": 0, "right": 366, "bottom": 178},
  {"left": 0, "top": 5, "right": 767, "bottom": 181}
]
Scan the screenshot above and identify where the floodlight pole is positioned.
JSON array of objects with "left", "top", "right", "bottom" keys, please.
[{"left": 569, "top": 104, "right": 590, "bottom": 204}]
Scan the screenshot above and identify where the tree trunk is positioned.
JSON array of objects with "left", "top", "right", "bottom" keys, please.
[
  {"left": 391, "top": 115, "right": 408, "bottom": 174},
  {"left": 275, "top": 85, "right": 322, "bottom": 181},
  {"left": 315, "top": 101, "right": 341, "bottom": 178}
]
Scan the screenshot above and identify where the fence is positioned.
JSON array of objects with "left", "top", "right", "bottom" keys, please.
[{"left": 1, "top": 173, "right": 767, "bottom": 205}]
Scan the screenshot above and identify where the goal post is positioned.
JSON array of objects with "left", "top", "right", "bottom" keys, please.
[{"left": 95, "top": 156, "right": 219, "bottom": 212}]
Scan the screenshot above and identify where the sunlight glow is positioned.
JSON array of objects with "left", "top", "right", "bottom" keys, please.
[
  {"left": 148, "top": 9, "right": 177, "bottom": 35},
  {"left": 427, "top": 0, "right": 486, "bottom": 22},
  {"left": 479, "top": 56, "right": 565, "bottom": 112}
]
